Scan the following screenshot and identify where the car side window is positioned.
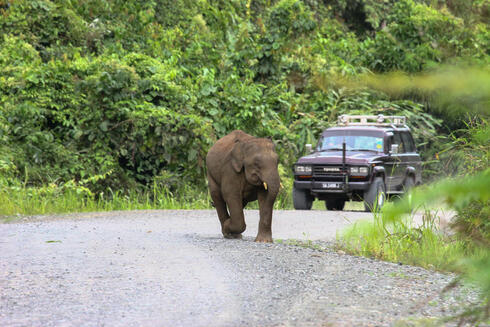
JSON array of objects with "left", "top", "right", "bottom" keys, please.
[
  {"left": 392, "top": 132, "right": 404, "bottom": 153},
  {"left": 401, "top": 132, "right": 415, "bottom": 153},
  {"left": 316, "top": 136, "right": 323, "bottom": 151}
]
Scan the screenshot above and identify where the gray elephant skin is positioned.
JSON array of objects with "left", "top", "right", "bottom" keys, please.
[{"left": 206, "top": 130, "right": 280, "bottom": 243}]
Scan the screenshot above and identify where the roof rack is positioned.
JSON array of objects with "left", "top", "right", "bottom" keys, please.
[{"left": 337, "top": 114, "right": 407, "bottom": 128}]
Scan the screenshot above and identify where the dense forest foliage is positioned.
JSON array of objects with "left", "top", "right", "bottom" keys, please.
[{"left": 0, "top": 0, "right": 488, "bottom": 192}]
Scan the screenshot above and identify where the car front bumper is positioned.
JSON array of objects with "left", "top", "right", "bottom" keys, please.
[{"left": 294, "top": 180, "right": 370, "bottom": 193}]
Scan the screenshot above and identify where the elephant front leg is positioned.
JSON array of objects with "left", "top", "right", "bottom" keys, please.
[
  {"left": 256, "top": 190, "right": 274, "bottom": 243},
  {"left": 222, "top": 195, "right": 247, "bottom": 239}
]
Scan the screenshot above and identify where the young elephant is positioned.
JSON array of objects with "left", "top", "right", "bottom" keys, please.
[{"left": 206, "top": 130, "right": 280, "bottom": 243}]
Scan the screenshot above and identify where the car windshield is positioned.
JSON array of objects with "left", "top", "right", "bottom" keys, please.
[{"left": 319, "top": 135, "right": 384, "bottom": 152}]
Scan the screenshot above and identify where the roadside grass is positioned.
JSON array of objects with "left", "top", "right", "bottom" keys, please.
[
  {"left": 0, "top": 177, "right": 297, "bottom": 220},
  {"left": 336, "top": 209, "right": 477, "bottom": 272},
  {"left": 0, "top": 183, "right": 212, "bottom": 221}
]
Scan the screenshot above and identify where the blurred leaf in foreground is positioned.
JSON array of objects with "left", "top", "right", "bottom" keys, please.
[{"left": 317, "top": 65, "right": 490, "bottom": 116}]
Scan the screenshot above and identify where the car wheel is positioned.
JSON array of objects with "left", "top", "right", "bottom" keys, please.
[
  {"left": 293, "top": 187, "right": 313, "bottom": 210},
  {"left": 402, "top": 176, "right": 415, "bottom": 208},
  {"left": 403, "top": 176, "right": 415, "bottom": 192},
  {"left": 325, "top": 199, "right": 345, "bottom": 211},
  {"left": 363, "top": 177, "right": 386, "bottom": 212}
]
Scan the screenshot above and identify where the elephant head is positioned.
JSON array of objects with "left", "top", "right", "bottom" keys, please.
[{"left": 230, "top": 138, "right": 280, "bottom": 196}]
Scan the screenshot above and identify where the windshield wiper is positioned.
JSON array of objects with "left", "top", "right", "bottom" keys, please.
[
  {"left": 350, "top": 149, "right": 377, "bottom": 152},
  {"left": 320, "top": 148, "right": 344, "bottom": 151}
]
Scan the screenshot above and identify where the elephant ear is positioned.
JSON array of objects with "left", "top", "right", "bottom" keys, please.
[{"left": 230, "top": 141, "right": 244, "bottom": 173}]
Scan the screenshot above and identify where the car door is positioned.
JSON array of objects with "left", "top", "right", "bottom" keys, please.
[
  {"left": 400, "top": 131, "right": 421, "bottom": 184},
  {"left": 385, "top": 132, "right": 404, "bottom": 192}
]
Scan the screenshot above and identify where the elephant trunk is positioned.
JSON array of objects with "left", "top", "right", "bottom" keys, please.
[{"left": 261, "top": 169, "right": 280, "bottom": 197}]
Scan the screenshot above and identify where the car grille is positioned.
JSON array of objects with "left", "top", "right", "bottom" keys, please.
[{"left": 313, "top": 165, "right": 346, "bottom": 177}]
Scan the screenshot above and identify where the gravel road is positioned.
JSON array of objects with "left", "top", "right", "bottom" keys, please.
[{"left": 0, "top": 210, "right": 478, "bottom": 326}]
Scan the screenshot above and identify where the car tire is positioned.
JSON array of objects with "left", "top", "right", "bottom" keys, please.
[
  {"left": 325, "top": 199, "right": 345, "bottom": 211},
  {"left": 363, "top": 177, "right": 386, "bottom": 212},
  {"left": 403, "top": 176, "right": 415, "bottom": 192},
  {"left": 293, "top": 187, "right": 313, "bottom": 210}
]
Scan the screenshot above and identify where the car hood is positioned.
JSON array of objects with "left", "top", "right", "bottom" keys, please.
[{"left": 296, "top": 151, "right": 382, "bottom": 165}]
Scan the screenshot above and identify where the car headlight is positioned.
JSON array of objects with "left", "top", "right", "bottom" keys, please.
[
  {"left": 350, "top": 166, "right": 369, "bottom": 176},
  {"left": 295, "top": 165, "right": 312, "bottom": 174}
]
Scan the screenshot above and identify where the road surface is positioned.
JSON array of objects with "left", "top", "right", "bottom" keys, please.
[{"left": 0, "top": 210, "right": 474, "bottom": 326}]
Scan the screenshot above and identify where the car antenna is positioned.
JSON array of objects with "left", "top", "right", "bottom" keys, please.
[{"left": 342, "top": 135, "right": 348, "bottom": 191}]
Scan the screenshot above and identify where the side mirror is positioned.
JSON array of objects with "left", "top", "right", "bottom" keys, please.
[
  {"left": 305, "top": 144, "right": 312, "bottom": 153},
  {"left": 390, "top": 144, "right": 399, "bottom": 155}
]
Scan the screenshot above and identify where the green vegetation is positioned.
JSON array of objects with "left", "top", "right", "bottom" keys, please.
[
  {"left": 1, "top": 0, "right": 487, "bottom": 201},
  {"left": 0, "top": 180, "right": 211, "bottom": 221},
  {"left": 0, "top": 0, "right": 488, "bottom": 322},
  {"left": 339, "top": 210, "right": 468, "bottom": 271}
]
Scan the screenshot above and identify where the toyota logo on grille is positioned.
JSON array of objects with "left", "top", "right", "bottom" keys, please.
[{"left": 323, "top": 167, "right": 340, "bottom": 172}]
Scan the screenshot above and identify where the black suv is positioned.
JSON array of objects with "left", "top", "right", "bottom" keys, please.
[{"left": 292, "top": 115, "right": 421, "bottom": 212}]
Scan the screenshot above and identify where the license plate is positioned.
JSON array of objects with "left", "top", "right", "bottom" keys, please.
[{"left": 322, "top": 183, "right": 340, "bottom": 189}]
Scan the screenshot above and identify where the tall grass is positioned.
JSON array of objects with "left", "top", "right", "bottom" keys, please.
[
  {"left": 0, "top": 182, "right": 212, "bottom": 220},
  {"left": 338, "top": 209, "right": 475, "bottom": 271},
  {"left": 0, "top": 174, "right": 297, "bottom": 220}
]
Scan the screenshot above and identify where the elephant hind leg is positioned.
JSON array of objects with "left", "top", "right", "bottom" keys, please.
[{"left": 242, "top": 190, "right": 257, "bottom": 208}]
